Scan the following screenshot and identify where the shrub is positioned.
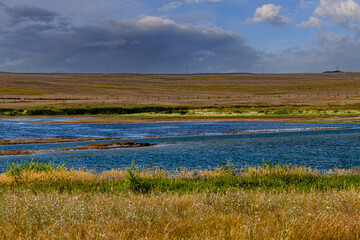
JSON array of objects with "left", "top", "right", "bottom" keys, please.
[{"left": 125, "top": 161, "right": 151, "bottom": 193}]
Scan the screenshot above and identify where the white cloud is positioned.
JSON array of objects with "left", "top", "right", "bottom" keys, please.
[
  {"left": 314, "top": 0, "right": 360, "bottom": 23},
  {"left": 297, "top": 16, "right": 324, "bottom": 28},
  {"left": 250, "top": 4, "right": 290, "bottom": 27},
  {"left": 159, "top": 2, "right": 183, "bottom": 11}
]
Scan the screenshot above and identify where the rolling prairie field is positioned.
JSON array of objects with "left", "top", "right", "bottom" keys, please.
[
  {"left": 0, "top": 72, "right": 360, "bottom": 108},
  {"left": 1, "top": 72, "right": 360, "bottom": 122}
]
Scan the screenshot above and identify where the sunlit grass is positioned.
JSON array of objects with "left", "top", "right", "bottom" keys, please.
[
  {"left": 78, "top": 85, "right": 141, "bottom": 90},
  {"left": 1, "top": 160, "right": 360, "bottom": 239},
  {"left": 0, "top": 88, "right": 52, "bottom": 95},
  {"left": 158, "top": 81, "right": 360, "bottom": 94},
  {"left": 2, "top": 160, "right": 360, "bottom": 193},
  {"left": 120, "top": 108, "right": 360, "bottom": 119}
]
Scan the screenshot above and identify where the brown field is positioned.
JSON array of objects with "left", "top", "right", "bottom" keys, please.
[{"left": 1, "top": 72, "right": 360, "bottom": 108}]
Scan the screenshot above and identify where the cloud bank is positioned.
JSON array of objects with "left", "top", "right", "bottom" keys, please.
[{"left": 0, "top": 4, "right": 259, "bottom": 73}]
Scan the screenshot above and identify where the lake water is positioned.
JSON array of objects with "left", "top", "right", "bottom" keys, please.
[{"left": 1, "top": 118, "right": 360, "bottom": 172}]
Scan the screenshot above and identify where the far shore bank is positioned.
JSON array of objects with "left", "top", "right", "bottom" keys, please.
[{"left": 1, "top": 115, "right": 360, "bottom": 124}]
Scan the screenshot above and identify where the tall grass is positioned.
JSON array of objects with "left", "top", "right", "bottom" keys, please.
[
  {"left": 2, "top": 160, "right": 360, "bottom": 193},
  {"left": 5, "top": 160, "right": 66, "bottom": 176},
  {"left": 0, "top": 188, "right": 359, "bottom": 239},
  {"left": 1, "top": 160, "right": 360, "bottom": 239}
]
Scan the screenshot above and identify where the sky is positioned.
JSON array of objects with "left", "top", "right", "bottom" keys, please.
[{"left": 0, "top": 0, "right": 360, "bottom": 73}]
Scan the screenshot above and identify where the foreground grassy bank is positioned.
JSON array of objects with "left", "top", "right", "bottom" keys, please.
[
  {"left": 3, "top": 161, "right": 360, "bottom": 193},
  {"left": 1, "top": 103, "right": 360, "bottom": 119},
  {"left": 2, "top": 161, "right": 360, "bottom": 239}
]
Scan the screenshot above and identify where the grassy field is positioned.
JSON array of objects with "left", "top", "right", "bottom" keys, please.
[
  {"left": 1, "top": 72, "right": 360, "bottom": 109},
  {"left": 1, "top": 72, "right": 359, "bottom": 121},
  {"left": 1, "top": 160, "right": 360, "bottom": 239}
]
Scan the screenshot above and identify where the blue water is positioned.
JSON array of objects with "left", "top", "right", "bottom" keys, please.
[{"left": 1, "top": 118, "right": 360, "bottom": 172}]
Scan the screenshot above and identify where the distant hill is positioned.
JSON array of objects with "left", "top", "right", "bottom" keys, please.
[{"left": 323, "top": 70, "right": 344, "bottom": 73}]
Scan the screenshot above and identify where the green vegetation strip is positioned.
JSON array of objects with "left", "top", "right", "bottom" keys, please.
[
  {"left": 0, "top": 88, "right": 52, "bottom": 95},
  {"left": 1, "top": 104, "right": 360, "bottom": 117},
  {"left": 2, "top": 160, "right": 360, "bottom": 194},
  {"left": 0, "top": 106, "right": 189, "bottom": 116}
]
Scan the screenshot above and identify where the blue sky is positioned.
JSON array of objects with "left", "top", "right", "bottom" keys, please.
[{"left": 0, "top": 0, "right": 360, "bottom": 73}]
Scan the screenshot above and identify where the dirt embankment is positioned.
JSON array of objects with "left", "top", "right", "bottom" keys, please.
[
  {"left": 0, "top": 137, "right": 132, "bottom": 145},
  {"left": 0, "top": 142, "right": 156, "bottom": 156}
]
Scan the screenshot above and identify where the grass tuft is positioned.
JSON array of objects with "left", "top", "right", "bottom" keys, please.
[{"left": 5, "top": 159, "right": 67, "bottom": 176}]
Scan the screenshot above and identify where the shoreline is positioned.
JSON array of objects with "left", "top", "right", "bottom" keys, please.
[{"left": 1, "top": 115, "right": 360, "bottom": 124}]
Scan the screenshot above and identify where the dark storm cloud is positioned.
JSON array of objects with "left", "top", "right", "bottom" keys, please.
[
  {"left": 1, "top": 4, "right": 59, "bottom": 24},
  {"left": 0, "top": 6, "right": 261, "bottom": 73}
]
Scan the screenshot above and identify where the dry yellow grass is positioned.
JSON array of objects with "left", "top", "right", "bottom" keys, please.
[
  {"left": 0, "top": 190, "right": 359, "bottom": 239},
  {"left": 1, "top": 164, "right": 360, "bottom": 239}
]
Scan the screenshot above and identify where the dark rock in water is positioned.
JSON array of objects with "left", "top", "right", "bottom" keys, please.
[{"left": 55, "top": 142, "right": 156, "bottom": 151}]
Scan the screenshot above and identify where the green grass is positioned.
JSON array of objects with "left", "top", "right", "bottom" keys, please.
[
  {"left": 0, "top": 106, "right": 190, "bottom": 116},
  {"left": 5, "top": 160, "right": 67, "bottom": 176},
  {"left": 2, "top": 160, "right": 360, "bottom": 194},
  {"left": 1, "top": 104, "right": 360, "bottom": 118},
  {"left": 0, "top": 88, "right": 52, "bottom": 95}
]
